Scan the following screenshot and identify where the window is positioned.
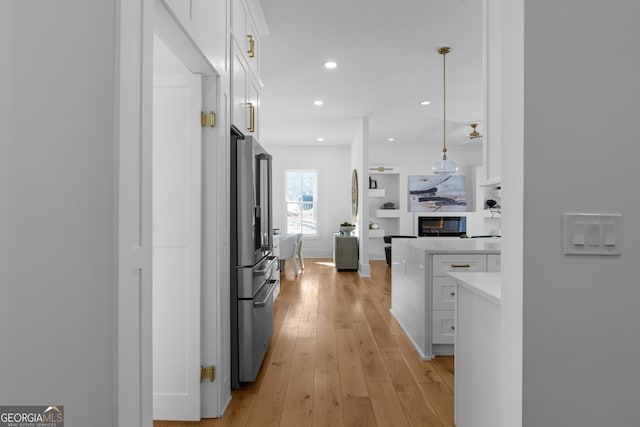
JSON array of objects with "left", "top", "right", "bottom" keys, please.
[{"left": 286, "top": 170, "right": 318, "bottom": 235}]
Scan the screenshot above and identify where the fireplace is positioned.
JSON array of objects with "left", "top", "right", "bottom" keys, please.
[{"left": 417, "top": 216, "right": 466, "bottom": 237}]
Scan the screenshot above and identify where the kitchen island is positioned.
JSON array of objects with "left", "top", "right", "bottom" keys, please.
[
  {"left": 390, "top": 237, "right": 500, "bottom": 359},
  {"left": 448, "top": 272, "right": 501, "bottom": 427}
]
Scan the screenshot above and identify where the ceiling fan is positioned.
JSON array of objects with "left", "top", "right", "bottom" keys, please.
[{"left": 460, "top": 123, "right": 483, "bottom": 145}]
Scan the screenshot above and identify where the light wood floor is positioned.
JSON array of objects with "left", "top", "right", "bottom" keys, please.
[{"left": 154, "top": 259, "right": 454, "bottom": 427}]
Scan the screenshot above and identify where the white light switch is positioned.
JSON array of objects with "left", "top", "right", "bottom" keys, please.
[
  {"left": 587, "top": 222, "right": 601, "bottom": 246},
  {"left": 572, "top": 222, "right": 585, "bottom": 245},
  {"left": 564, "top": 213, "right": 621, "bottom": 256},
  {"left": 604, "top": 223, "right": 616, "bottom": 246}
]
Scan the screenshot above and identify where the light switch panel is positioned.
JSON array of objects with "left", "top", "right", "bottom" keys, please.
[{"left": 564, "top": 213, "right": 621, "bottom": 255}]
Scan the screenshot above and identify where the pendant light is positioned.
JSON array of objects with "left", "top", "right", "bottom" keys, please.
[{"left": 433, "top": 47, "right": 459, "bottom": 175}]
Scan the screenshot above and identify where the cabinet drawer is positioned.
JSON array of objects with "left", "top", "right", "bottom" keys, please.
[
  {"left": 487, "top": 254, "right": 501, "bottom": 272},
  {"left": 432, "top": 310, "right": 455, "bottom": 344},
  {"left": 433, "top": 277, "right": 456, "bottom": 310},
  {"left": 432, "top": 254, "right": 487, "bottom": 276}
]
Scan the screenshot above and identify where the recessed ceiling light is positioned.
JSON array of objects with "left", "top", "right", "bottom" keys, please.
[
  {"left": 313, "top": 100, "right": 324, "bottom": 106},
  {"left": 317, "top": 137, "right": 325, "bottom": 142},
  {"left": 419, "top": 100, "right": 431, "bottom": 106},
  {"left": 388, "top": 138, "right": 395, "bottom": 142},
  {"left": 324, "top": 61, "right": 337, "bottom": 69}
]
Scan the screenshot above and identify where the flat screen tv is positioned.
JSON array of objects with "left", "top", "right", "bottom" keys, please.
[{"left": 408, "top": 175, "right": 466, "bottom": 212}]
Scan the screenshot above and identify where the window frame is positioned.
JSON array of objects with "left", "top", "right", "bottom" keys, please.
[{"left": 284, "top": 169, "right": 319, "bottom": 237}]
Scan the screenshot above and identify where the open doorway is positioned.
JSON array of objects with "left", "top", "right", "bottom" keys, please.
[
  {"left": 152, "top": 35, "right": 202, "bottom": 421},
  {"left": 151, "top": 21, "right": 228, "bottom": 419}
]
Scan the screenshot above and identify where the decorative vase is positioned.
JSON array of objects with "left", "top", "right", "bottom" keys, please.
[{"left": 339, "top": 225, "right": 356, "bottom": 235}]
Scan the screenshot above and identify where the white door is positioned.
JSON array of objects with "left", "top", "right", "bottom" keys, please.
[{"left": 152, "top": 73, "right": 202, "bottom": 421}]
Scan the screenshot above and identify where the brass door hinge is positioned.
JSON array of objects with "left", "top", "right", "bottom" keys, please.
[
  {"left": 201, "top": 111, "right": 215, "bottom": 128},
  {"left": 200, "top": 365, "right": 215, "bottom": 382}
]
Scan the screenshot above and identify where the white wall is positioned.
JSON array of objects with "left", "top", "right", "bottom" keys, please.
[
  {"left": 369, "top": 143, "right": 486, "bottom": 238},
  {"left": 0, "top": 1, "right": 118, "bottom": 425},
  {"left": 266, "top": 138, "right": 487, "bottom": 263},
  {"left": 522, "top": 2, "right": 640, "bottom": 426},
  {"left": 266, "top": 145, "right": 351, "bottom": 258}
]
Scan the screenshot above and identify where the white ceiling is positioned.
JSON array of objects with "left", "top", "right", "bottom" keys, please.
[{"left": 258, "top": 0, "right": 484, "bottom": 148}]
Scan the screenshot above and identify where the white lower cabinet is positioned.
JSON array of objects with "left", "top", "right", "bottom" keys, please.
[
  {"left": 390, "top": 239, "right": 500, "bottom": 359},
  {"left": 432, "top": 310, "right": 456, "bottom": 344},
  {"left": 431, "top": 254, "right": 490, "bottom": 352},
  {"left": 432, "top": 254, "right": 487, "bottom": 276},
  {"left": 432, "top": 277, "right": 457, "bottom": 310},
  {"left": 432, "top": 277, "right": 457, "bottom": 344}
]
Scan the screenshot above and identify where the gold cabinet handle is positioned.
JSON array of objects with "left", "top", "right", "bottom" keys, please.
[
  {"left": 451, "top": 264, "right": 471, "bottom": 268},
  {"left": 247, "top": 34, "right": 255, "bottom": 58},
  {"left": 247, "top": 102, "right": 255, "bottom": 132}
]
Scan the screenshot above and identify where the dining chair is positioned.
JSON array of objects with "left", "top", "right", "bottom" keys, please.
[
  {"left": 295, "top": 233, "right": 304, "bottom": 271},
  {"left": 278, "top": 234, "right": 299, "bottom": 277}
]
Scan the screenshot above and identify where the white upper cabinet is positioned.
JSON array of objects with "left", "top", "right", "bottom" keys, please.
[
  {"left": 248, "top": 78, "right": 260, "bottom": 137},
  {"left": 162, "top": 0, "right": 267, "bottom": 135},
  {"left": 231, "top": 0, "right": 264, "bottom": 78},
  {"left": 245, "top": 16, "right": 260, "bottom": 77},
  {"left": 232, "top": 40, "right": 249, "bottom": 133},
  {"left": 230, "top": 0, "right": 267, "bottom": 135},
  {"left": 232, "top": 40, "right": 261, "bottom": 137},
  {"left": 231, "top": 0, "right": 247, "bottom": 38}
]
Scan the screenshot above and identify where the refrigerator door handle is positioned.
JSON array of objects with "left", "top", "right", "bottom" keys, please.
[
  {"left": 254, "top": 256, "right": 277, "bottom": 276},
  {"left": 254, "top": 279, "right": 277, "bottom": 307}
]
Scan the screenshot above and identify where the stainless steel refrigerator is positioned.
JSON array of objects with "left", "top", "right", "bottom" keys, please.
[{"left": 230, "top": 125, "right": 278, "bottom": 388}]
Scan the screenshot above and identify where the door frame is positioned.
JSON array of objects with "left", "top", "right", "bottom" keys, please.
[
  {"left": 154, "top": 0, "right": 227, "bottom": 420},
  {"left": 114, "top": 0, "right": 154, "bottom": 425},
  {"left": 116, "top": 0, "right": 229, "bottom": 424}
]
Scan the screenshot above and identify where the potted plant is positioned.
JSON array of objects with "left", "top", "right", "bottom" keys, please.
[{"left": 339, "top": 221, "right": 356, "bottom": 235}]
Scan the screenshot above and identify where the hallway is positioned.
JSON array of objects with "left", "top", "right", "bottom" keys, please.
[{"left": 155, "top": 260, "right": 454, "bottom": 427}]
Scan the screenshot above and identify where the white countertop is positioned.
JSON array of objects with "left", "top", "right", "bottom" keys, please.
[
  {"left": 447, "top": 272, "right": 501, "bottom": 305},
  {"left": 393, "top": 237, "right": 501, "bottom": 254}
]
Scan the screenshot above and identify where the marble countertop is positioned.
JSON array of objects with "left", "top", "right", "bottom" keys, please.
[
  {"left": 392, "top": 237, "right": 501, "bottom": 254},
  {"left": 447, "top": 272, "right": 501, "bottom": 305}
]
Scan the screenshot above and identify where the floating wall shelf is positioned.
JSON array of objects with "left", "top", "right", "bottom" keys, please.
[
  {"left": 368, "top": 229, "right": 386, "bottom": 238},
  {"left": 376, "top": 209, "right": 401, "bottom": 218}
]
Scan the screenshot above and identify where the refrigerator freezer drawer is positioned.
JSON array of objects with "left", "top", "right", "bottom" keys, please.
[{"left": 238, "top": 279, "right": 277, "bottom": 382}]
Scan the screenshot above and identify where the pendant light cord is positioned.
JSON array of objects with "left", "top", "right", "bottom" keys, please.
[
  {"left": 443, "top": 49, "right": 447, "bottom": 156},
  {"left": 433, "top": 46, "right": 456, "bottom": 174},
  {"left": 438, "top": 47, "right": 451, "bottom": 158}
]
